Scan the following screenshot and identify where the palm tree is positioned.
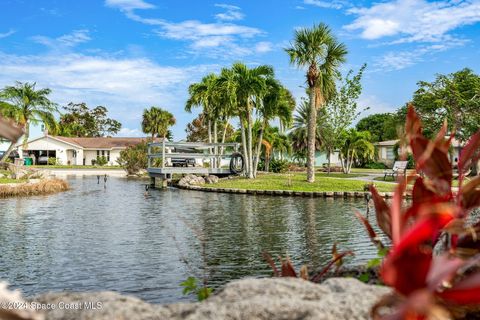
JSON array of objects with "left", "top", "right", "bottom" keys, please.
[
  {"left": 252, "top": 80, "right": 295, "bottom": 177},
  {"left": 218, "top": 62, "right": 274, "bottom": 178},
  {"left": 285, "top": 23, "right": 348, "bottom": 182},
  {"left": 142, "top": 106, "right": 176, "bottom": 140},
  {"left": 0, "top": 82, "right": 57, "bottom": 162},
  {"left": 289, "top": 101, "right": 322, "bottom": 160},
  {"left": 338, "top": 129, "right": 374, "bottom": 174}
]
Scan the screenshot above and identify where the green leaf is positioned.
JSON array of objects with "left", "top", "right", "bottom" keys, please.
[
  {"left": 377, "top": 247, "right": 389, "bottom": 258},
  {"left": 358, "top": 273, "right": 370, "bottom": 283},
  {"left": 180, "top": 277, "right": 197, "bottom": 295},
  {"left": 197, "top": 287, "right": 213, "bottom": 301},
  {"left": 367, "top": 258, "right": 381, "bottom": 268}
]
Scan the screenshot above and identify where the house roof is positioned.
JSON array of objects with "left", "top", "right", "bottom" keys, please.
[
  {"left": 375, "top": 139, "right": 399, "bottom": 146},
  {"left": 50, "top": 136, "right": 160, "bottom": 149}
]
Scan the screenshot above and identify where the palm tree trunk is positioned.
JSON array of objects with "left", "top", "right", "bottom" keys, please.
[
  {"left": 213, "top": 120, "right": 218, "bottom": 168},
  {"left": 207, "top": 119, "right": 212, "bottom": 168},
  {"left": 253, "top": 120, "right": 266, "bottom": 177},
  {"left": 220, "top": 118, "right": 230, "bottom": 156},
  {"left": 307, "top": 89, "right": 316, "bottom": 182},
  {"left": 327, "top": 150, "right": 331, "bottom": 174},
  {"left": 20, "top": 122, "right": 30, "bottom": 158},
  {"left": 247, "top": 110, "right": 254, "bottom": 179},
  {"left": 240, "top": 118, "right": 249, "bottom": 177},
  {"left": 0, "top": 141, "right": 16, "bottom": 163}
]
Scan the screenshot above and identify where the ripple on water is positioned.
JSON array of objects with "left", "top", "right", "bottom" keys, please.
[{"left": 0, "top": 176, "right": 383, "bottom": 303}]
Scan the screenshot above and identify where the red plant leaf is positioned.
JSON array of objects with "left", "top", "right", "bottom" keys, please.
[
  {"left": 370, "top": 185, "right": 392, "bottom": 239},
  {"left": 438, "top": 273, "right": 480, "bottom": 305},
  {"left": 355, "top": 211, "right": 385, "bottom": 250},
  {"left": 426, "top": 254, "right": 465, "bottom": 291},
  {"left": 410, "top": 137, "right": 452, "bottom": 191},
  {"left": 310, "top": 251, "right": 354, "bottom": 283},
  {"left": 405, "top": 104, "right": 423, "bottom": 139},
  {"left": 391, "top": 177, "right": 407, "bottom": 245},
  {"left": 459, "top": 176, "right": 480, "bottom": 212},
  {"left": 281, "top": 257, "right": 297, "bottom": 278},
  {"left": 382, "top": 213, "right": 454, "bottom": 295},
  {"left": 262, "top": 252, "right": 279, "bottom": 277},
  {"left": 458, "top": 130, "right": 480, "bottom": 177}
]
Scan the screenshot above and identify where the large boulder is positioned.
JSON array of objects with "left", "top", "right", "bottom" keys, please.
[
  {"left": 30, "top": 277, "right": 390, "bottom": 320},
  {"left": 178, "top": 174, "right": 205, "bottom": 187},
  {"left": 204, "top": 175, "right": 219, "bottom": 184}
]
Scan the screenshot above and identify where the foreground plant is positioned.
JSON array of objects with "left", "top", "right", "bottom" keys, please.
[{"left": 356, "top": 105, "right": 480, "bottom": 319}]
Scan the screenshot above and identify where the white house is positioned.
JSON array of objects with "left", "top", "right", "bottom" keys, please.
[{"left": 17, "top": 135, "right": 154, "bottom": 166}]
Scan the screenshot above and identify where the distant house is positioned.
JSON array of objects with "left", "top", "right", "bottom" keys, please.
[
  {"left": 376, "top": 138, "right": 464, "bottom": 167},
  {"left": 16, "top": 135, "right": 155, "bottom": 166}
]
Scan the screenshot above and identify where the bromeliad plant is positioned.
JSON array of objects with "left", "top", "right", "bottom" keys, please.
[{"left": 356, "top": 105, "right": 480, "bottom": 319}]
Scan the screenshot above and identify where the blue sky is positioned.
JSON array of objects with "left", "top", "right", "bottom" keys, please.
[{"left": 1, "top": 0, "right": 479, "bottom": 142}]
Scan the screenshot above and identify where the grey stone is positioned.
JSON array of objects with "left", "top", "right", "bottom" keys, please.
[
  {"left": 31, "top": 278, "right": 390, "bottom": 320},
  {"left": 204, "top": 175, "right": 219, "bottom": 184}
]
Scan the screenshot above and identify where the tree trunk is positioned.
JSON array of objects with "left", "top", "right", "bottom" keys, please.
[
  {"left": 327, "top": 150, "right": 331, "bottom": 174},
  {"left": 306, "top": 89, "right": 316, "bottom": 182},
  {"left": 207, "top": 119, "right": 212, "bottom": 168},
  {"left": 247, "top": 110, "right": 254, "bottom": 179},
  {"left": 0, "top": 141, "right": 16, "bottom": 163},
  {"left": 253, "top": 120, "right": 266, "bottom": 178},
  {"left": 213, "top": 121, "right": 218, "bottom": 168},
  {"left": 240, "top": 118, "right": 249, "bottom": 177},
  {"left": 219, "top": 117, "right": 230, "bottom": 156}
]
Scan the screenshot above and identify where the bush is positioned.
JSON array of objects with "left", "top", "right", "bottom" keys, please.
[
  {"left": 269, "top": 159, "right": 289, "bottom": 173},
  {"left": 48, "top": 157, "right": 61, "bottom": 165},
  {"left": 96, "top": 156, "right": 108, "bottom": 166},
  {"left": 363, "top": 162, "right": 387, "bottom": 169},
  {"left": 117, "top": 142, "right": 148, "bottom": 175}
]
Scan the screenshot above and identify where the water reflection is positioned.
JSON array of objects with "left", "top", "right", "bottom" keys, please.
[{"left": 0, "top": 177, "right": 378, "bottom": 303}]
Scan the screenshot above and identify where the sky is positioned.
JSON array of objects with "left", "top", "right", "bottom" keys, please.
[{"left": 0, "top": 0, "right": 479, "bottom": 143}]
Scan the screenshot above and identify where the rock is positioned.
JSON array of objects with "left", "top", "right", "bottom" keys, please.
[
  {"left": 0, "top": 281, "right": 43, "bottom": 320},
  {"left": 31, "top": 277, "right": 390, "bottom": 320},
  {"left": 178, "top": 174, "right": 205, "bottom": 187},
  {"left": 204, "top": 175, "right": 219, "bottom": 184}
]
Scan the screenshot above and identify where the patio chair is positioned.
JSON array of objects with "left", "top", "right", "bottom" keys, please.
[{"left": 384, "top": 161, "right": 408, "bottom": 181}]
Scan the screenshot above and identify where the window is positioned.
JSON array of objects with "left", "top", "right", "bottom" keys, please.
[
  {"left": 96, "top": 150, "right": 110, "bottom": 162},
  {"left": 386, "top": 147, "right": 395, "bottom": 160}
]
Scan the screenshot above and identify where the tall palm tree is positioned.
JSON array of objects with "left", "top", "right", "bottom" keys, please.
[
  {"left": 0, "top": 82, "right": 57, "bottom": 162},
  {"left": 142, "top": 106, "right": 176, "bottom": 139},
  {"left": 285, "top": 23, "right": 347, "bottom": 182},
  {"left": 289, "top": 101, "right": 322, "bottom": 158},
  {"left": 221, "top": 62, "right": 274, "bottom": 178},
  {"left": 252, "top": 80, "right": 295, "bottom": 177}
]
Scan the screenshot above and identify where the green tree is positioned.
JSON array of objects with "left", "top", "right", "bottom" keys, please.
[
  {"left": 117, "top": 141, "right": 148, "bottom": 175},
  {"left": 285, "top": 23, "right": 348, "bottom": 182},
  {"left": 289, "top": 100, "right": 322, "bottom": 165},
  {"left": 410, "top": 68, "right": 480, "bottom": 142},
  {"left": 142, "top": 106, "right": 176, "bottom": 140},
  {"left": 186, "top": 113, "right": 235, "bottom": 143},
  {"left": 338, "top": 129, "right": 374, "bottom": 174},
  {"left": 0, "top": 82, "right": 57, "bottom": 162},
  {"left": 355, "top": 113, "right": 398, "bottom": 142},
  {"left": 320, "top": 64, "right": 367, "bottom": 173},
  {"left": 58, "top": 102, "right": 121, "bottom": 137}
]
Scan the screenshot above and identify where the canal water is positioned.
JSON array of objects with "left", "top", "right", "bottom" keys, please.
[{"left": 0, "top": 177, "right": 379, "bottom": 303}]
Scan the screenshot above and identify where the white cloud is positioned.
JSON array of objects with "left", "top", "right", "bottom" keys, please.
[
  {"left": 345, "top": 0, "right": 480, "bottom": 43},
  {"left": 215, "top": 4, "right": 244, "bottom": 21},
  {"left": 105, "top": 0, "right": 266, "bottom": 59},
  {"left": 254, "top": 41, "right": 273, "bottom": 53},
  {"left": 304, "top": 0, "right": 348, "bottom": 10},
  {"left": 0, "top": 51, "right": 216, "bottom": 136},
  {"left": 0, "top": 30, "right": 15, "bottom": 39},
  {"left": 372, "top": 43, "right": 461, "bottom": 72},
  {"left": 105, "top": 0, "right": 155, "bottom": 11},
  {"left": 32, "top": 30, "right": 91, "bottom": 48},
  {"left": 117, "top": 127, "right": 143, "bottom": 137}
]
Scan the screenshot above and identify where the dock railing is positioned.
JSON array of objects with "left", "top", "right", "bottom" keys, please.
[{"left": 147, "top": 141, "right": 240, "bottom": 170}]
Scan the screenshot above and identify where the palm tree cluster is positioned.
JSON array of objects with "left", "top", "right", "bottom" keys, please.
[
  {"left": 142, "top": 106, "right": 176, "bottom": 140},
  {"left": 185, "top": 62, "right": 295, "bottom": 178},
  {"left": 0, "top": 82, "right": 57, "bottom": 162}
]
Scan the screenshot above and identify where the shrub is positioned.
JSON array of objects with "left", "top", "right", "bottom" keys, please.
[
  {"left": 96, "top": 156, "right": 108, "bottom": 166},
  {"left": 47, "top": 157, "right": 61, "bottom": 165},
  {"left": 117, "top": 141, "right": 148, "bottom": 175},
  {"left": 269, "top": 159, "right": 289, "bottom": 173},
  {"left": 363, "top": 162, "right": 387, "bottom": 169}
]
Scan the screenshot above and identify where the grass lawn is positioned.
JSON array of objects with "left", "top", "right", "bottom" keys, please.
[
  {"left": 203, "top": 173, "right": 395, "bottom": 192},
  {"left": 31, "top": 165, "right": 123, "bottom": 169},
  {"left": 313, "top": 172, "right": 367, "bottom": 178}
]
